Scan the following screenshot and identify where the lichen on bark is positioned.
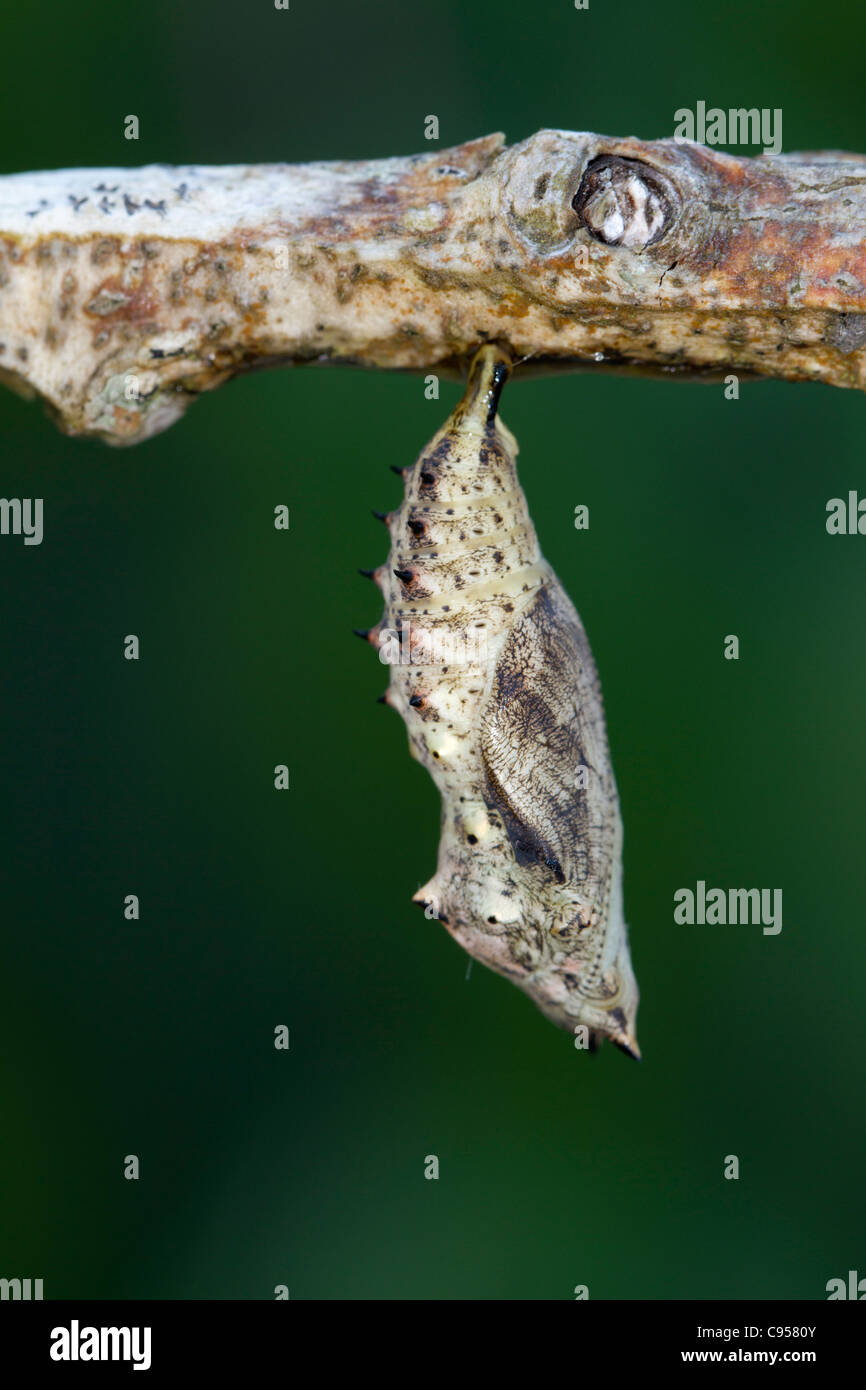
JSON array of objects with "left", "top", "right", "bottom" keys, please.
[{"left": 1, "top": 128, "right": 865, "bottom": 444}]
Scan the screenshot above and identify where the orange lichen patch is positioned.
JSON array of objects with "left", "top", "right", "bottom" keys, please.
[
  {"left": 716, "top": 219, "right": 866, "bottom": 307},
  {"left": 84, "top": 275, "right": 159, "bottom": 322},
  {"left": 493, "top": 293, "right": 531, "bottom": 319}
]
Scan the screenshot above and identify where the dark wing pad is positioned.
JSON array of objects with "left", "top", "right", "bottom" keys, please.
[{"left": 480, "top": 584, "right": 616, "bottom": 888}]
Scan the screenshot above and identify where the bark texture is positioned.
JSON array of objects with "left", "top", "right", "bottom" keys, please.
[{"left": 1, "top": 129, "right": 865, "bottom": 445}]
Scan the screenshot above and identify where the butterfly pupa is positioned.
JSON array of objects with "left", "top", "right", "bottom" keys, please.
[{"left": 360, "top": 345, "right": 639, "bottom": 1057}]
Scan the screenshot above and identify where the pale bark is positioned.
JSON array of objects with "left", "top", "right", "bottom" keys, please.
[{"left": 1, "top": 129, "right": 864, "bottom": 445}]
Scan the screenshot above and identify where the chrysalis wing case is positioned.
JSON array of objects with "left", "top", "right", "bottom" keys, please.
[{"left": 359, "top": 345, "right": 639, "bottom": 1057}]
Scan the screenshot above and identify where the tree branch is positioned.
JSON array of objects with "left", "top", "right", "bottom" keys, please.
[{"left": 1, "top": 129, "right": 865, "bottom": 445}]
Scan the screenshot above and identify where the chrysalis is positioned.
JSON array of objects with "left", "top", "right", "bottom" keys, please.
[{"left": 359, "top": 346, "right": 639, "bottom": 1057}]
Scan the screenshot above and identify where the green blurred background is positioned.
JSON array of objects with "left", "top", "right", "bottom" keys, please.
[{"left": 1, "top": 0, "right": 864, "bottom": 1300}]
